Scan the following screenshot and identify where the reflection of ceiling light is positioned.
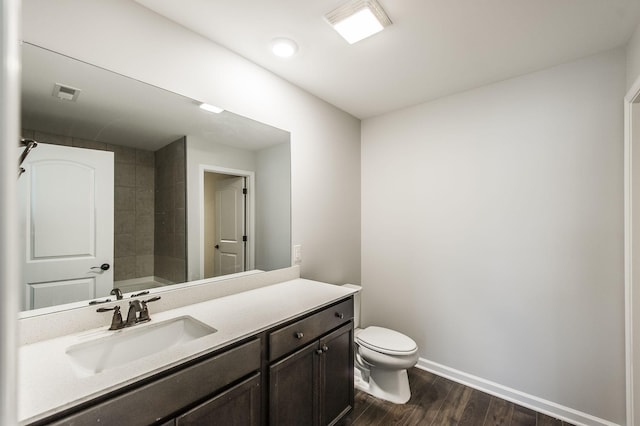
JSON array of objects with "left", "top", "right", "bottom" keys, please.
[
  {"left": 325, "top": 0, "right": 391, "bottom": 44},
  {"left": 199, "top": 103, "right": 224, "bottom": 114},
  {"left": 271, "top": 38, "right": 298, "bottom": 58}
]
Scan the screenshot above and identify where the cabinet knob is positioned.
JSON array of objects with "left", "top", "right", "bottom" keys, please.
[
  {"left": 295, "top": 332, "right": 304, "bottom": 339},
  {"left": 322, "top": 345, "right": 329, "bottom": 352},
  {"left": 335, "top": 312, "right": 344, "bottom": 319},
  {"left": 316, "top": 349, "right": 324, "bottom": 355}
]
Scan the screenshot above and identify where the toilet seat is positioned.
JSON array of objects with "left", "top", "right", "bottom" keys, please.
[{"left": 356, "top": 326, "right": 417, "bottom": 356}]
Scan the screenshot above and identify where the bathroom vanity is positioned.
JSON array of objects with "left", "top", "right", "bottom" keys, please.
[
  {"left": 40, "top": 338, "right": 262, "bottom": 425},
  {"left": 18, "top": 275, "right": 356, "bottom": 426}
]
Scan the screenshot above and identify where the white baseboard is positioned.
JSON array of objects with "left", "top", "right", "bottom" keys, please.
[{"left": 416, "top": 358, "right": 620, "bottom": 426}]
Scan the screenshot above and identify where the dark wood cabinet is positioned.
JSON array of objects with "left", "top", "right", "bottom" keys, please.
[
  {"left": 176, "top": 374, "right": 261, "bottom": 426},
  {"left": 268, "top": 300, "right": 354, "bottom": 426},
  {"left": 42, "top": 339, "right": 261, "bottom": 426},
  {"left": 319, "top": 324, "right": 354, "bottom": 426},
  {"left": 269, "top": 341, "right": 318, "bottom": 425}
]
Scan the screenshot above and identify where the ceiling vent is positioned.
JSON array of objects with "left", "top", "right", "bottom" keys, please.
[
  {"left": 325, "top": 0, "right": 392, "bottom": 44},
  {"left": 52, "top": 83, "right": 81, "bottom": 102}
]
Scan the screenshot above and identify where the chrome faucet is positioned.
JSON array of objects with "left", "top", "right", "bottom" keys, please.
[
  {"left": 126, "top": 300, "right": 143, "bottom": 326},
  {"left": 110, "top": 287, "right": 123, "bottom": 300},
  {"left": 126, "top": 296, "right": 162, "bottom": 326},
  {"left": 97, "top": 296, "right": 161, "bottom": 330}
]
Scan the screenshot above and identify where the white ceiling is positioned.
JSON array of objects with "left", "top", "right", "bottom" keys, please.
[{"left": 135, "top": 0, "right": 640, "bottom": 119}]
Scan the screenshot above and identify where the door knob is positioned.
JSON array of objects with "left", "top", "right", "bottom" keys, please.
[{"left": 91, "top": 263, "right": 110, "bottom": 272}]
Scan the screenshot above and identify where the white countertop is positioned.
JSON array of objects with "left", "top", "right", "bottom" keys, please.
[{"left": 18, "top": 278, "right": 357, "bottom": 425}]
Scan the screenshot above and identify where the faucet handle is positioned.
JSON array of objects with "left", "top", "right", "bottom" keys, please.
[
  {"left": 139, "top": 296, "right": 161, "bottom": 322},
  {"left": 96, "top": 306, "right": 119, "bottom": 313},
  {"left": 89, "top": 298, "right": 112, "bottom": 305},
  {"left": 97, "top": 305, "right": 124, "bottom": 330}
]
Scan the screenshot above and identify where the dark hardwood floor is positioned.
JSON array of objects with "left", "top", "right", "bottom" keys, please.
[{"left": 339, "top": 368, "right": 574, "bottom": 426}]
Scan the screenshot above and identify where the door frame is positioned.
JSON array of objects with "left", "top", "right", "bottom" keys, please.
[
  {"left": 625, "top": 74, "right": 640, "bottom": 426},
  {"left": 198, "top": 165, "right": 255, "bottom": 279}
]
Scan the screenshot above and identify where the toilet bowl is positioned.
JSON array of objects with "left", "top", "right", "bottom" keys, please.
[{"left": 355, "top": 326, "right": 418, "bottom": 404}]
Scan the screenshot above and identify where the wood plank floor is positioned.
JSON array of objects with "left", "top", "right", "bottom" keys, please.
[{"left": 338, "top": 368, "right": 575, "bottom": 426}]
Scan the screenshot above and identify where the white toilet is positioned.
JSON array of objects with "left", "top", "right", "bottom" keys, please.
[
  {"left": 343, "top": 284, "right": 419, "bottom": 404},
  {"left": 355, "top": 326, "right": 419, "bottom": 404}
]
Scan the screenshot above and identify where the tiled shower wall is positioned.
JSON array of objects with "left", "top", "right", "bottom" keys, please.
[
  {"left": 21, "top": 129, "right": 185, "bottom": 283},
  {"left": 154, "top": 137, "right": 186, "bottom": 284},
  {"left": 112, "top": 144, "right": 155, "bottom": 282}
]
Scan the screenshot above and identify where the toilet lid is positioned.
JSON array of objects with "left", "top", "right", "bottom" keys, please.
[{"left": 356, "top": 326, "right": 417, "bottom": 355}]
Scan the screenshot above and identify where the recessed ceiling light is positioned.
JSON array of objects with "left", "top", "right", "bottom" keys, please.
[
  {"left": 271, "top": 38, "right": 298, "bottom": 58},
  {"left": 199, "top": 102, "right": 224, "bottom": 114},
  {"left": 325, "top": 0, "right": 391, "bottom": 44}
]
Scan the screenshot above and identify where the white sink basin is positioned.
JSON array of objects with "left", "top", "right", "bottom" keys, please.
[{"left": 66, "top": 316, "right": 217, "bottom": 377}]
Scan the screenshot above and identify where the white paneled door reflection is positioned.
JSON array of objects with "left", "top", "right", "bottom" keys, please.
[
  {"left": 214, "top": 176, "right": 246, "bottom": 277},
  {"left": 18, "top": 143, "right": 114, "bottom": 310}
]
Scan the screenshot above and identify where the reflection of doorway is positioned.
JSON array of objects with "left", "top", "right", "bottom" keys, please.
[{"left": 203, "top": 170, "right": 253, "bottom": 278}]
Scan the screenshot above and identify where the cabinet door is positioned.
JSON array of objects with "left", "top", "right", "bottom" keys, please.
[
  {"left": 269, "top": 342, "right": 319, "bottom": 426},
  {"left": 176, "top": 374, "right": 261, "bottom": 426},
  {"left": 319, "top": 323, "right": 354, "bottom": 426}
]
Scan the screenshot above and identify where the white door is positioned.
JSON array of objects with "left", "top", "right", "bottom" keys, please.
[
  {"left": 214, "top": 176, "right": 246, "bottom": 276},
  {"left": 18, "top": 143, "right": 114, "bottom": 310}
]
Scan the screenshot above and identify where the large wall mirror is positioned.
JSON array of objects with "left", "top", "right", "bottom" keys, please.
[{"left": 19, "top": 42, "right": 291, "bottom": 315}]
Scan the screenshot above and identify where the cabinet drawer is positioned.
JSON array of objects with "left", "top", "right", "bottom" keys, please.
[
  {"left": 269, "top": 298, "right": 353, "bottom": 361},
  {"left": 47, "top": 338, "right": 261, "bottom": 426},
  {"left": 176, "top": 373, "right": 261, "bottom": 425}
]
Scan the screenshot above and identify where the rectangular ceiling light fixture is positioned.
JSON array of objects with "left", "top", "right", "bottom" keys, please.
[{"left": 325, "top": 0, "right": 391, "bottom": 44}]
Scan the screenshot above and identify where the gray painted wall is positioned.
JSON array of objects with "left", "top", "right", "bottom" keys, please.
[
  {"left": 627, "top": 23, "right": 640, "bottom": 91},
  {"left": 255, "top": 142, "right": 292, "bottom": 272},
  {"left": 361, "top": 49, "right": 626, "bottom": 423}
]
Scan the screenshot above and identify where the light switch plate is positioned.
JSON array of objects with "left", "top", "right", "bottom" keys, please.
[{"left": 293, "top": 244, "right": 302, "bottom": 264}]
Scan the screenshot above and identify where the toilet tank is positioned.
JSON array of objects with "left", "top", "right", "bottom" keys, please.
[{"left": 342, "top": 284, "right": 362, "bottom": 329}]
